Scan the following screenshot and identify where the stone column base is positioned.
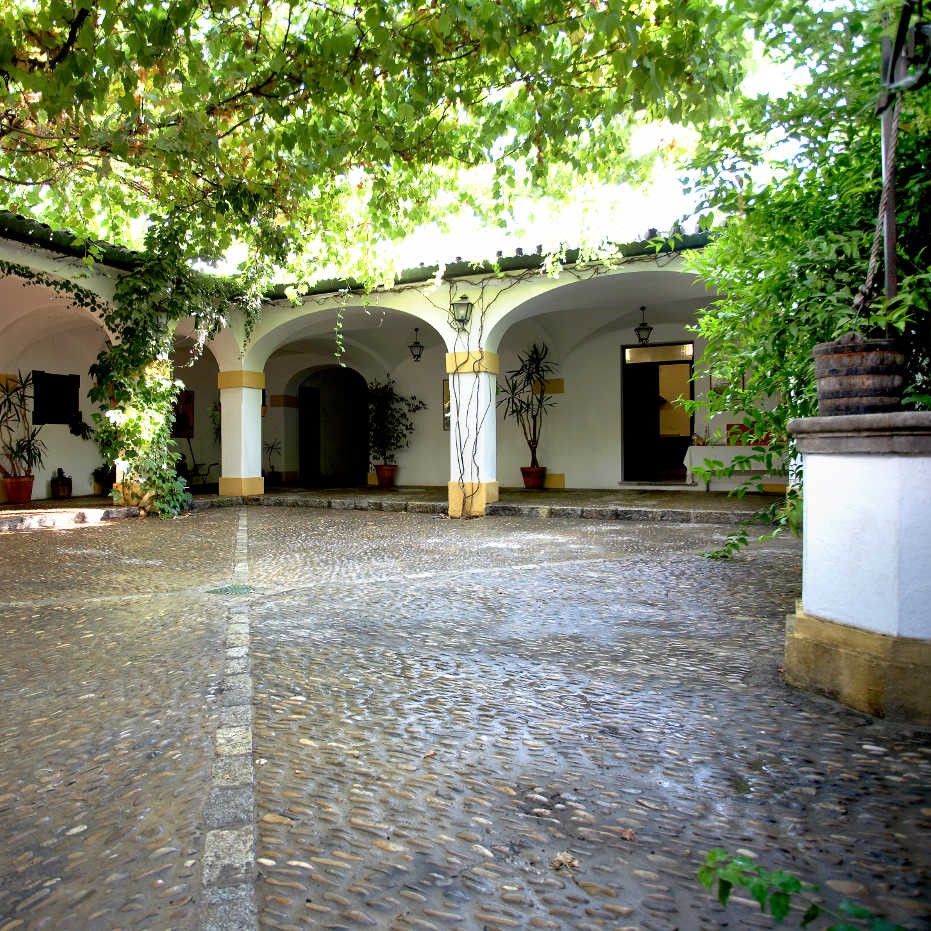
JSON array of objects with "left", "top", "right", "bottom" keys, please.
[
  {"left": 219, "top": 476, "right": 265, "bottom": 496},
  {"left": 448, "top": 481, "right": 499, "bottom": 518},
  {"left": 785, "top": 606, "right": 931, "bottom": 722}
]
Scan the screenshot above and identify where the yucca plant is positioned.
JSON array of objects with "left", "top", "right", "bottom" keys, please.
[
  {"left": 498, "top": 343, "right": 558, "bottom": 470},
  {"left": 0, "top": 371, "right": 46, "bottom": 478}
]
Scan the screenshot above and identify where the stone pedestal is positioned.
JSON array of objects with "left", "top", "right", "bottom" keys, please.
[{"left": 786, "top": 412, "right": 931, "bottom": 721}]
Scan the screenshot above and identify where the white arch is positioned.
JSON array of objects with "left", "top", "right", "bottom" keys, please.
[
  {"left": 484, "top": 260, "right": 713, "bottom": 350},
  {"left": 241, "top": 298, "right": 449, "bottom": 373}
]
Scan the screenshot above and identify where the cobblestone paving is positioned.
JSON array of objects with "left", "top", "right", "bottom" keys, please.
[
  {"left": 244, "top": 510, "right": 930, "bottom": 931},
  {"left": 1, "top": 507, "right": 929, "bottom": 931}
]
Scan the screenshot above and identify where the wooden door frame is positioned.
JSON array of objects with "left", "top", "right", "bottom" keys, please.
[{"left": 620, "top": 341, "right": 695, "bottom": 482}]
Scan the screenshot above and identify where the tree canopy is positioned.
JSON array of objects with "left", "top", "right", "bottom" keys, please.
[
  {"left": 686, "top": 0, "right": 930, "bottom": 414},
  {"left": 679, "top": 0, "right": 931, "bottom": 554},
  {"left": 0, "top": 0, "right": 753, "bottom": 285}
]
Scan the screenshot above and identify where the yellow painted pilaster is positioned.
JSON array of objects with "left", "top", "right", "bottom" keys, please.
[
  {"left": 448, "top": 481, "right": 499, "bottom": 518},
  {"left": 218, "top": 370, "right": 266, "bottom": 390},
  {"left": 445, "top": 351, "right": 499, "bottom": 375},
  {"left": 219, "top": 476, "right": 265, "bottom": 496}
]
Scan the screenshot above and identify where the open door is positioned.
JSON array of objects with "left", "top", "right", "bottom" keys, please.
[
  {"left": 299, "top": 367, "right": 368, "bottom": 486},
  {"left": 622, "top": 343, "right": 694, "bottom": 482}
]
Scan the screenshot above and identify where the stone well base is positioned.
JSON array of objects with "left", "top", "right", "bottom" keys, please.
[{"left": 785, "top": 605, "right": 931, "bottom": 723}]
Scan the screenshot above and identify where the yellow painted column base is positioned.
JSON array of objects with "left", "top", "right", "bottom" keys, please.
[
  {"left": 784, "top": 605, "right": 931, "bottom": 723},
  {"left": 219, "top": 476, "right": 265, "bottom": 496},
  {"left": 448, "top": 481, "right": 499, "bottom": 518}
]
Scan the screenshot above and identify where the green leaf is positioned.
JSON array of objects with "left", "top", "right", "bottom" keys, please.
[
  {"left": 749, "top": 878, "right": 769, "bottom": 909},
  {"left": 838, "top": 900, "right": 874, "bottom": 920},
  {"left": 801, "top": 903, "right": 821, "bottom": 926},
  {"left": 697, "top": 865, "right": 718, "bottom": 891},
  {"left": 770, "top": 891, "right": 791, "bottom": 922},
  {"left": 717, "top": 878, "right": 733, "bottom": 907}
]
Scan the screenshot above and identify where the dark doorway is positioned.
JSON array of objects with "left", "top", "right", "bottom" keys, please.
[
  {"left": 299, "top": 367, "right": 368, "bottom": 486},
  {"left": 622, "top": 343, "right": 694, "bottom": 482}
]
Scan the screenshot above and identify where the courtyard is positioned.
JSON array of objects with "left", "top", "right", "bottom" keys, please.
[{"left": 0, "top": 507, "right": 928, "bottom": 929}]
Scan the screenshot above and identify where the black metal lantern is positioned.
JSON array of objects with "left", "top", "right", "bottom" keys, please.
[
  {"left": 450, "top": 294, "right": 474, "bottom": 330},
  {"left": 634, "top": 306, "right": 653, "bottom": 345},
  {"left": 408, "top": 327, "right": 425, "bottom": 362}
]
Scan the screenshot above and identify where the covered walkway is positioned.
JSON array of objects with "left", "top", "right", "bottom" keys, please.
[{"left": 0, "top": 486, "right": 778, "bottom": 533}]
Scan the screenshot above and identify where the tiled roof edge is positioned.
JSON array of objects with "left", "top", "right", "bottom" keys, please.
[
  {"left": 0, "top": 210, "right": 711, "bottom": 300},
  {"left": 0, "top": 210, "right": 141, "bottom": 271}
]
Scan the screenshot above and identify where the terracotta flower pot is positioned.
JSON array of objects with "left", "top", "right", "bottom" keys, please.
[
  {"left": 2, "top": 475, "right": 35, "bottom": 505},
  {"left": 520, "top": 466, "right": 547, "bottom": 489},
  {"left": 375, "top": 464, "right": 398, "bottom": 488}
]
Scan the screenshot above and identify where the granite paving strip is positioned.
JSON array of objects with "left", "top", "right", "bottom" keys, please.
[
  {"left": 3, "top": 486, "right": 772, "bottom": 534},
  {"left": 0, "top": 510, "right": 240, "bottom": 929},
  {"left": 201, "top": 509, "right": 258, "bottom": 931},
  {"left": 0, "top": 505, "right": 139, "bottom": 533}
]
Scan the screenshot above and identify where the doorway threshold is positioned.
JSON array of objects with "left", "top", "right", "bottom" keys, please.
[{"left": 616, "top": 481, "right": 697, "bottom": 492}]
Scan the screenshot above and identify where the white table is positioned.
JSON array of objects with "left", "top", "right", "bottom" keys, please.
[{"left": 683, "top": 445, "right": 785, "bottom": 491}]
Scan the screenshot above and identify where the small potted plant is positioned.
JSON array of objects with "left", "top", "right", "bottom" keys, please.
[
  {"left": 0, "top": 371, "right": 46, "bottom": 504},
  {"left": 92, "top": 462, "right": 116, "bottom": 496},
  {"left": 368, "top": 375, "right": 426, "bottom": 488},
  {"left": 263, "top": 438, "right": 283, "bottom": 486},
  {"left": 498, "top": 343, "right": 558, "bottom": 488}
]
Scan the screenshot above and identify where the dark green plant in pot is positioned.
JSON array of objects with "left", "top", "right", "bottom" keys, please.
[
  {"left": 498, "top": 343, "right": 558, "bottom": 471},
  {"left": 0, "top": 370, "right": 46, "bottom": 478},
  {"left": 368, "top": 375, "right": 426, "bottom": 467},
  {"left": 263, "top": 438, "right": 282, "bottom": 484}
]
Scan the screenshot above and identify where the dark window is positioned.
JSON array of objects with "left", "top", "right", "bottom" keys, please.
[{"left": 32, "top": 371, "right": 80, "bottom": 425}]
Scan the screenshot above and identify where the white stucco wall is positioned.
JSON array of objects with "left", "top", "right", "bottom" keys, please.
[
  {"left": 495, "top": 318, "right": 702, "bottom": 488},
  {"left": 1, "top": 322, "right": 107, "bottom": 498},
  {"left": 263, "top": 342, "right": 447, "bottom": 486},
  {"left": 803, "top": 452, "right": 931, "bottom": 639},
  {"left": 388, "top": 349, "right": 448, "bottom": 485}
]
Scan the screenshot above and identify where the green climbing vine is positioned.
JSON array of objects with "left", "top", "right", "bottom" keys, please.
[
  {"left": 1, "top": 218, "right": 260, "bottom": 516},
  {"left": 89, "top": 220, "right": 260, "bottom": 515}
]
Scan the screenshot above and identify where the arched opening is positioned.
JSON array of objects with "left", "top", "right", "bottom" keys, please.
[
  {"left": 171, "top": 341, "right": 221, "bottom": 491},
  {"left": 488, "top": 265, "right": 711, "bottom": 488},
  {"left": 299, "top": 366, "right": 368, "bottom": 487}
]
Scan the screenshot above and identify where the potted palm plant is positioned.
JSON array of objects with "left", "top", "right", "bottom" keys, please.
[
  {"left": 0, "top": 371, "right": 46, "bottom": 504},
  {"left": 263, "top": 438, "right": 283, "bottom": 486},
  {"left": 368, "top": 375, "right": 426, "bottom": 488},
  {"left": 498, "top": 343, "right": 558, "bottom": 488}
]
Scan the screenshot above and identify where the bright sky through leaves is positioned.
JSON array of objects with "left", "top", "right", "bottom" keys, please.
[{"left": 0, "top": 0, "right": 755, "bottom": 288}]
